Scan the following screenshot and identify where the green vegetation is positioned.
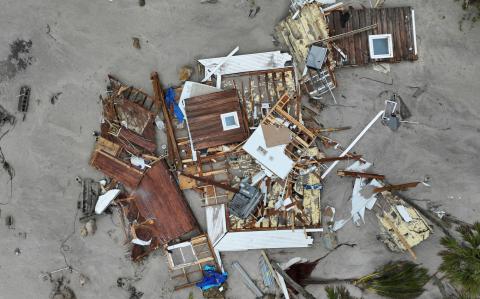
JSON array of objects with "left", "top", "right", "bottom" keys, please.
[{"left": 439, "top": 222, "right": 480, "bottom": 298}]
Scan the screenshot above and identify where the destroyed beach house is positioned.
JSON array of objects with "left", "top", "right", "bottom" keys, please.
[{"left": 85, "top": 1, "right": 429, "bottom": 294}]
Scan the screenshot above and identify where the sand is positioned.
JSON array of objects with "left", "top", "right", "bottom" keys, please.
[{"left": 0, "top": 0, "right": 479, "bottom": 298}]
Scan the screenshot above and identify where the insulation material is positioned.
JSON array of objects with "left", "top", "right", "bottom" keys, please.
[
  {"left": 274, "top": 4, "right": 331, "bottom": 70},
  {"left": 378, "top": 193, "right": 431, "bottom": 252}
]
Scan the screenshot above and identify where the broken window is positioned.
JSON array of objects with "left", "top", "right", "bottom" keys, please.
[
  {"left": 220, "top": 111, "right": 240, "bottom": 131},
  {"left": 368, "top": 34, "right": 394, "bottom": 59}
]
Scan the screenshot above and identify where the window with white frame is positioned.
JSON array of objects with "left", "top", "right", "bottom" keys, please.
[
  {"left": 220, "top": 112, "right": 240, "bottom": 131},
  {"left": 368, "top": 34, "right": 394, "bottom": 59}
]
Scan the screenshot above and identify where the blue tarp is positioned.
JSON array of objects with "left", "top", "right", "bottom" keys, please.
[
  {"left": 195, "top": 265, "right": 228, "bottom": 291},
  {"left": 165, "top": 87, "right": 184, "bottom": 122}
]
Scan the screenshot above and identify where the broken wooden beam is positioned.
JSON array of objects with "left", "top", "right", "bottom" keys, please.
[
  {"left": 373, "top": 182, "right": 421, "bottom": 193},
  {"left": 311, "top": 126, "right": 351, "bottom": 134},
  {"left": 317, "top": 155, "right": 362, "bottom": 163},
  {"left": 151, "top": 72, "right": 182, "bottom": 170},
  {"left": 337, "top": 170, "right": 385, "bottom": 180},
  {"left": 270, "top": 258, "right": 316, "bottom": 299},
  {"left": 309, "top": 24, "right": 378, "bottom": 45},
  {"left": 178, "top": 172, "right": 239, "bottom": 193}
]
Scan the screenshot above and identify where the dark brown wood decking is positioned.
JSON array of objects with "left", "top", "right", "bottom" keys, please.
[{"left": 327, "top": 7, "right": 417, "bottom": 66}]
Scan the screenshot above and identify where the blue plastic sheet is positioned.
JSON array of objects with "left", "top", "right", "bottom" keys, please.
[
  {"left": 195, "top": 265, "right": 228, "bottom": 291},
  {"left": 165, "top": 87, "right": 184, "bottom": 122}
]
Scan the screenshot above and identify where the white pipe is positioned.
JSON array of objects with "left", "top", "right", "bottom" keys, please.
[
  {"left": 412, "top": 9, "right": 417, "bottom": 55},
  {"left": 321, "top": 110, "right": 384, "bottom": 179}
]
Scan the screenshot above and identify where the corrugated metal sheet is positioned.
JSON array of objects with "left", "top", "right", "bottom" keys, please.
[{"left": 198, "top": 51, "right": 292, "bottom": 76}]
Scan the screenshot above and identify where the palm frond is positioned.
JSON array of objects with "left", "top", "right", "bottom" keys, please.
[
  {"left": 325, "top": 285, "right": 361, "bottom": 299},
  {"left": 439, "top": 222, "right": 480, "bottom": 297},
  {"left": 354, "top": 261, "right": 430, "bottom": 298}
]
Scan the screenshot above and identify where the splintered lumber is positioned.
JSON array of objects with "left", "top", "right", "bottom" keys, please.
[
  {"left": 151, "top": 72, "right": 181, "bottom": 169},
  {"left": 271, "top": 260, "right": 316, "bottom": 299},
  {"left": 118, "top": 127, "right": 156, "bottom": 153},
  {"left": 179, "top": 172, "right": 239, "bottom": 193},
  {"left": 317, "top": 155, "right": 362, "bottom": 163},
  {"left": 311, "top": 126, "right": 351, "bottom": 134},
  {"left": 337, "top": 170, "right": 385, "bottom": 180},
  {"left": 309, "top": 24, "right": 378, "bottom": 45},
  {"left": 373, "top": 182, "right": 420, "bottom": 193},
  {"left": 90, "top": 150, "right": 143, "bottom": 189}
]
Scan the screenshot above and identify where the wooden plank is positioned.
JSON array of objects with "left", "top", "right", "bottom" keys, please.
[
  {"left": 398, "top": 8, "right": 407, "bottom": 60},
  {"left": 353, "top": 10, "right": 362, "bottom": 65},
  {"left": 346, "top": 11, "right": 357, "bottom": 65},
  {"left": 393, "top": 7, "right": 402, "bottom": 61},
  {"left": 194, "top": 131, "right": 249, "bottom": 150},
  {"left": 95, "top": 137, "right": 121, "bottom": 157},
  {"left": 317, "top": 155, "right": 362, "bottom": 163},
  {"left": 358, "top": 9, "right": 367, "bottom": 65},
  {"left": 404, "top": 7, "right": 414, "bottom": 60},
  {"left": 312, "top": 23, "right": 377, "bottom": 44},
  {"left": 151, "top": 72, "right": 181, "bottom": 170},
  {"left": 133, "top": 161, "right": 199, "bottom": 246},
  {"left": 118, "top": 127, "right": 156, "bottom": 153},
  {"left": 337, "top": 170, "right": 385, "bottom": 180},
  {"left": 90, "top": 150, "right": 143, "bottom": 189},
  {"left": 373, "top": 182, "right": 420, "bottom": 193}
]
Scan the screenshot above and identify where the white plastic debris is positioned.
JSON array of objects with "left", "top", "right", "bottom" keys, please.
[
  {"left": 396, "top": 205, "right": 412, "bottom": 222},
  {"left": 95, "top": 189, "right": 121, "bottom": 214},
  {"left": 132, "top": 238, "right": 152, "bottom": 246},
  {"left": 155, "top": 115, "right": 165, "bottom": 130},
  {"left": 130, "top": 156, "right": 151, "bottom": 170}
]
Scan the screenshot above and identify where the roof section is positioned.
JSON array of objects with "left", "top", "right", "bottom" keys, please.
[
  {"left": 327, "top": 7, "right": 418, "bottom": 66},
  {"left": 132, "top": 160, "right": 199, "bottom": 246},
  {"left": 185, "top": 89, "right": 249, "bottom": 150}
]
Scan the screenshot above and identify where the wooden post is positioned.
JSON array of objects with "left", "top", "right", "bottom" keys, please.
[
  {"left": 178, "top": 172, "right": 239, "bottom": 193},
  {"left": 337, "top": 170, "right": 385, "bottom": 180},
  {"left": 373, "top": 182, "right": 420, "bottom": 193},
  {"left": 150, "top": 72, "right": 182, "bottom": 170}
]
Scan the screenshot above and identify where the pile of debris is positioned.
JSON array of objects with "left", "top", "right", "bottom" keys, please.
[{"left": 84, "top": 1, "right": 432, "bottom": 297}]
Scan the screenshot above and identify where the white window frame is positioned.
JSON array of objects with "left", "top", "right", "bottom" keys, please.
[
  {"left": 220, "top": 111, "right": 240, "bottom": 131},
  {"left": 368, "top": 34, "right": 394, "bottom": 59}
]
